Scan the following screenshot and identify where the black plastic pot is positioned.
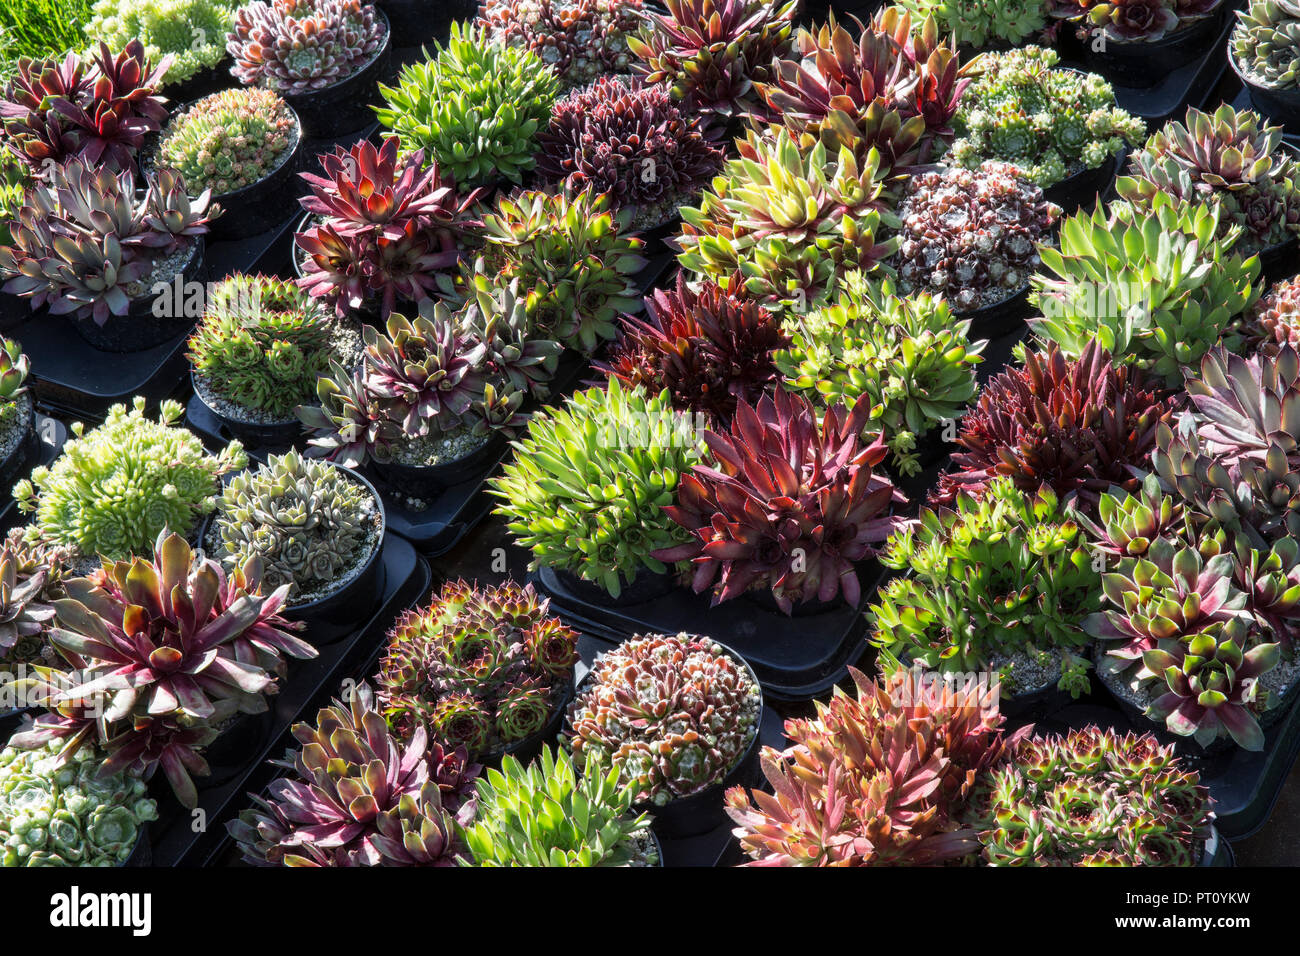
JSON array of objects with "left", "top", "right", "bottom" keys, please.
[
  {"left": 1000, "top": 674, "right": 1078, "bottom": 724},
  {"left": 0, "top": 291, "right": 29, "bottom": 335},
  {"left": 551, "top": 565, "right": 678, "bottom": 609},
  {"left": 1201, "top": 825, "right": 1234, "bottom": 867},
  {"left": 281, "top": 10, "right": 393, "bottom": 138},
  {"left": 1081, "top": 10, "right": 1224, "bottom": 89},
  {"left": 119, "top": 827, "right": 152, "bottom": 868},
  {"left": 1232, "top": 53, "right": 1300, "bottom": 136},
  {"left": 200, "top": 710, "right": 275, "bottom": 788},
  {"left": 190, "top": 372, "right": 305, "bottom": 451},
  {"left": 633, "top": 211, "right": 682, "bottom": 258},
  {"left": 163, "top": 58, "right": 234, "bottom": 106},
  {"left": 1257, "top": 234, "right": 1299, "bottom": 284},
  {"left": 0, "top": 398, "right": 38, "bottom": 493},
  {"left": 743, "top": 585, "right": 845, "bottom": 617},
  {"left": 68, "top": 238, "right": 205, "bottom": 353},
  {"left": 369, "top": 433, "right": 506, "bottom": 501},
  {"left": 1045, "top": 149, "right": 1122, "bottom": 214},
  {"left": 1096, "top": 662, "right": 1236, "bottom": 758},
  {"left": 379, "top": 0, "right": 476, "bottom": 48},
  {"left": 570, "top": 639, "right": 763, "bottom": 840},
  {"left": 0, "top": 414, "right": 66, "bottom": 538},
  {"left": 956, "top": 285, "right": 1032, "bottom": 340}
]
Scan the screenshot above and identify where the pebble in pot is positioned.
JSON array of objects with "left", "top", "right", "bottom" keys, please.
[{"left": 373, "top": 579, "right": 580, "bottom": 768}]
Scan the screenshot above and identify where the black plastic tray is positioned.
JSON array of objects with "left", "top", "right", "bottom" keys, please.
[
  {"left": 0, "top": 414, "right": 65, "bottom": 536},
  {"left": 534, "top": 560, "right": 883, "bottom": 704},
  {"left": 143, "top": 533, "right": 429, "bottom": 866}
]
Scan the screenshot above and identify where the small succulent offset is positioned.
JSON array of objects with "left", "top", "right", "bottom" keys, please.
[
  {"left": 215, "top": 450, "right": 376, "bottom": 599},
  {"left": 0, "top": 530, "right": 70, "bottom": 669},
  {"left": 468, "top": 188, "right": 646, "bottom": 353},
  {"left": 1047, "top": 0, "right": 1223, "bottom": 41},
  {"left": 375, "top": 22, "right": 559, "bottom": 188},
  {"left": 296, "top": 137, "right": 483, "bottom": 320},
  {"left": 0, "top": 159, "right": 213, "bottom": 326},
  {"left": 677, "top": 127, "right": 899, "bottom": 311},
  {"left": 535, "top": 76, "right": 723, "bottom": 229},
  {"left": 757, "top": 9, "right": 973, "bottom": 176},
  {"left": 227, "top": 0, "right": 387, "bottom": 95},
  {"left": 931, "top": 342, "right": 1175, "bottom": 513},
  {"left": 1239, "top": 275, "right": 1300, "bottom": 354},
  {"left": 155, "top": 87, "right": 296, "bottom": 197},
  {"left": 10, "top": 531, "right": 313, "bottom": 807},
  {"left": 603, "top": 272, "right": 788, "bottom": 428},
  {"left": 462, "top": 746, "right": 656, "bottom": 867},
  {"left": 776, "top": 275, "right": 984, "bottom": 476},
  {"left": 628, "top": 0, "right": 797, "bottom": 122},
  {"left": 187, "top": 274, "right": 337, "bottom": 419},
  {"left": 0, "top": 740, "right": 158, "bottom": 866},
  {"left": 725, "top": 666, "right": 1025, "bottom": 866},
  {"left": 965, "top": 726, "right": 1215, "bottom": 865},
  {"left": 869, "top": 478, "right": 1100, "bottom": 691},
  {"left": 1233, "top": 0, "right": 1300, "bottom": 90},
  {"left": 478, "top": 0, "right": 644, "bottom": 90},
  {"left": 654, "top": 389, "right": 905, "bottom": 613},
  {"left": 1029, "top": 193, "right": 1261, "bottom": 388},
  {"left": 895, "top": 0, "right": 1047, "bottom": 49},
  {"left": 490, "top": 380, "right": 702, "bottom": 598},
  {"left": 893, "top": 161, "right": 1060, "bottom": 312},
  {"left": 377, "top": 580, "right": 579, "bottom": 754},
  {"left": 0, "top": 40, "right": 170, "bottom": 175},
  {"left": 229, "top": 683, "right": 480, "bottom": 866},
  {"left": 14, "top": 398, "right": 246, "bottom": 560},
  {"left": 85, "top": 0, "right": 234, "bottom": 87},
  {"left": 947, "top": 46, "right": 1146, "bottom": 189},
  {"left": 1116, "top": 105, "right": 1300, "bottom": 255},
  {"left": 568, "top": 634, "right": 760, "bottom": 806}
]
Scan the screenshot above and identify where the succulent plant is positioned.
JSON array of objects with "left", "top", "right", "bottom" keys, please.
[
  {"left": 1233, "top": 0, "right": 1300, "bottom": 89},
  {"left": 893, "top": 161, "right": 1060, "bottom": 312},
  {"left": 490, "top": 380, "right": 702, "bottom": 597},
  {"left": 628, "top": 0, "right": 797, "bottom": 122},
  {"left": 0, "top": 739, "right": 158, "bottom": 866},
  {"left": 568, "top": 633, "right": 760, "bottom": 806},
  {"left": 931, "top": 342, "right": 1175, "bottom": 513},
  {"left": 0, "top": 40, "right": 171, "bottom": 176},
  {"left": 1116, "top": 105, "right": 1300, "bottom": 255},
  {"left": 214, "top": 450, "right": 377, "bottom": 599},
  {"left": 654, "top": 388, "right": 905, "bottom": 613},
  {"left": 295, "top": 137, "right": 483, "bottom": 320},
  {"left": 374, "top": 22, "right": 559, "bottom": 188},
  {"left": 155, "top": 87, "right": 296, "bottom": 197},
  {"left": 463, "top": 745, "right": 656, "bottom": 866},
  {"left": 776, "top": 275, "right": 984, "bottom": 476},
  {"left": 14, "top": 398, "right": 245, "bottom": 560},
  {"left": 228, "top": 682, "right": 479, "bottom": 866},
  {"left": 602, "top": 272, "right": 788, "bottom": 428},
  {"left": 870, "top": 478, "right": 1100, "bottom": 691},
  {"left": 1049, "top": 0, "right": 1223, "bottom": 41},
  {"left": 227, "top": 0, "right": 387, "bottom": 95},
  {"left": 1029, "top": 193, "right": 1261, "bottom": 388},
  {"left": 478, "top": 0, "right": 644, "bottom": 90},
  {"left": 724, "top": 665, "right": 1025, "bottom": 866},
  {"left": 0, "top": 337, "right": 28, "bottom": 408},
  {"left": 467, "top": 187, "right": 647, "bottom": 353},
  {"left": 677, "top": 126, "right": 899, "bottom": 311},
  {"left": 535, "top": 76, "right": 723, "bottom": 229},
  {"left": 376, "top": 579, "right": 578, "bottom": 754},
  {"left": 187, "top": 274, "right": 338, "bottom": 419},
  {"left": 0, "top": 530, "right": 68, "bottom": 668},
  {"left": 947, "top": 46, "right": 1145, "bottom": 188},
  {"left": 1239, "top": 274, "right": 1300, "bottom": 354},
  {"left": 758, "top": 9, "right": 971, "bottom": 174},
  {"left": 85, "top": 0, "right": 235, "bottom": 87},
  {"left": 894, "top": 0, "right": 1047, "bottom": 49},
  {"left": 0, "top": 159, "right": 213, "bottom": 326},
  {"left": 0, "top": 152, "right": 29, "bottom": 247},
  {"left": 10, "top": 530, "right": 312, "bottom": 807},
  {"left": 965, "top": 726, "right": 1214, "bottom": 865}
]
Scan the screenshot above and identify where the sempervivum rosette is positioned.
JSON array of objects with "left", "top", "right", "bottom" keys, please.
[
  {"left": 478, "top": 0, "right": 644, "bottom": 90},
  {"left": 535, "top": 76, "right": 724, "bottom": 230},
  {"left": 227, "top": 0, "right": 387, "bottom": 95}
]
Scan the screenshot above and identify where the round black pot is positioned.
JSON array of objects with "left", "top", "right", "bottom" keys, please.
[
  {"left": 188, "top": 101, "right": 305, "bottom": 241},
  {"left": 119, "top": 826, "right": 152, "bottom": 867},
  {"left": 999, "top": 674, "right": 1076, "bottom": 723},
  {"left": 1257, "top": 234, "right": 1299, "bottom": 284},
  {"left": 163, "top": 58, "right": 234, "bottom": 106},
  {"left": 744, "top": 584, "right": 847, "bottom": 616},
  {"left": 368, "top": 432, "right": 506, "bottom": 500},
  {"left": 1095, "top": 661, "right": 1236, "bottom": 759},
  {"left": 190, "top": 372, "right": 305, "bottom": 449},
  {"left": 0, "top": 398, "right": 38, "bottom": 492},
  {"left": 551, "top": 565, "right": 678, "bottom": 608},
  {"left": 1045, "top": 149, "right": 1123, "bottom": 214},
  {"left": 632, "top": 210, "right": 682, "bottom": 257},
  {"left": 200, "top": 710, "right": 275, "bottom": 788},
  {"left": 0, "top": 291, "right": 31, "bottom": 334},
  {"left": 69, "top": 238, "right": 205, "bottom": 353},
  {"left": 1080, "top": 10, "right": 1223, "bottom": 89},
  {"left": 956, "top": 285, "right": 1032, "bottom": 340},
  {"left": 1234, "top": 56, "right": 1300, "bottom": 136},
  {"left": 379, "top": 0, "right": 476, "bottom": 47},
  {"left": 570, "top": 639, "right": 763, "bottom": 840},
  {"left": 281, "top": 10, "right": 393, "bottom": 139},
  {"left": 477, "top": 680, "right": 574, "bottom": 772}
]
